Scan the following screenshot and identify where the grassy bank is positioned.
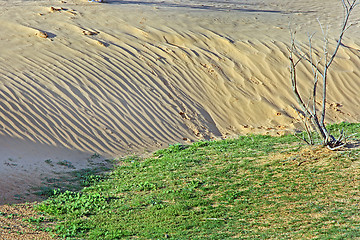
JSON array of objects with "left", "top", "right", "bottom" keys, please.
[{"left": 34, "top": 123, "right": 360, "bottom": 239}]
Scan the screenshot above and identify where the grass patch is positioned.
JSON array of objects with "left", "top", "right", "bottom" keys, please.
[
  {"left": 33, "top": 165, "right": 111, "bottom": 199},
  {"left": 36, "top": 123, "right": 360, "bottom": 239}
]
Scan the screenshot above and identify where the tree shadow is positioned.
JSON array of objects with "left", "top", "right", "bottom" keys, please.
[
  {"left": 341, "top": 43, "right": 360, "bottom": 52},
  {"left": 344, "top": 139, "right": 360, "bottom": 149}
]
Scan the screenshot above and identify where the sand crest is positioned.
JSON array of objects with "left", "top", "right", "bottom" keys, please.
[{"left": 0, "top": 0, "right": 359, "bottom": 203}]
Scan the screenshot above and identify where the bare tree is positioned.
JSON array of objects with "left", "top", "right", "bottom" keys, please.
[{"left": 289, "top": 0, "right": 358, "bottom": 150}]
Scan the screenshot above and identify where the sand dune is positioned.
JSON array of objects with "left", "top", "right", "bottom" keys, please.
[{"left": 0, "top": 0, "right": 359, "bottom": 203}]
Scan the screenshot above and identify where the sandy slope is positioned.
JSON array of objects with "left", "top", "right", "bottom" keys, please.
[{"left": 0, "top": 0, "right": 359, "bottom": 204}]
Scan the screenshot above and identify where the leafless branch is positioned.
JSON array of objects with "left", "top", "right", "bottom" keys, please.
[
  {"left": 327, "top": 142, "right": 347, "bottom": 150},
  {"left": 294, "top": 133, "right": 310, "bottom": 145},
  {"left": 289, "top": 0, "right": 358, "bottom": 148}
]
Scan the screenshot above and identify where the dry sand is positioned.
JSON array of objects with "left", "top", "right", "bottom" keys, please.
[{"left": 0, "top": 0, "right": 359, "bottom": 204}]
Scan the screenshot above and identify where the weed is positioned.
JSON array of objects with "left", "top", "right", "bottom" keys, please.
[
  {"left": 56, "top": 160, "right": 75, "bottom": 169},
  {"left": 33, "top": 186, "right": 58, "bottom": 198},
  {"left": 23, "top": 216, "right": 45, "bottom": 224},
  {"left": 38, "top": 190, "right": 109, "bottom": 217},
  {"left": 44, "top": 159, "right": 54, "bottom": 166},
  {"left": 90, "top": 153, "right": 100, "bottom": 159}
]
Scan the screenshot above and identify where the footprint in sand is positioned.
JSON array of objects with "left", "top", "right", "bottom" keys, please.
[
  {"left": 36, "top": 31, "right": 48, "bottom": 38},
  {"left": 82, "top": 30, "right": 99, "bottom": 36},
  {"left": 50, "top": 6, "right": 62, "bottom": 12}
]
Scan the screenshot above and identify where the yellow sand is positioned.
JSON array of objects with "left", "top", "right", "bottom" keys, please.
[{"left": 0, "top": 0, "right": 359, "bottom": 203}]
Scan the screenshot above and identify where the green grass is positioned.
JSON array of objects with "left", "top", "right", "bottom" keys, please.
[
  {"left": 32, "top": 165, "right": 112, "bottom": 199},
  {"left": 35, "top": 123, "right": 360, "bottom": 239}
]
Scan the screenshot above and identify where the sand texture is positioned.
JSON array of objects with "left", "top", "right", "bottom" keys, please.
[{"left": 0, "top": 0, "right": 359, "bottom": 204}]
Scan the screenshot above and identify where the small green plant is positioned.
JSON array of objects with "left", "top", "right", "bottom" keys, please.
[
  {"left": 136, "top": 181, "right": 158, "bottom": 191},
  {"left": 56, "top": 160, "right": 75, "bottom": 169},
  {"left": 90, "top": 153, "right": 100, "bottom": 159},
  {"left": 4, "top": 158, "right": 17, "bottom": 167},
  {"left": 5, "top": 213, "right": 18, "bottom": 219},
  {"left": 23, "top": 216, "right": 45, "bottom": 224},
  {"left": 33, "top": 186, "right": 58, "bottom": 197},
  {"left": 38, "top": 190, "right": 109, "bottom": 217},
  {"left": 44, "top": 159, "right": 54, "bottom": 166},
  {"left": 71, "top": 168, "right": 107, "bottom": 187},
  {"left": 154, "top": 143, "right": 188, "bottom": 156}
]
